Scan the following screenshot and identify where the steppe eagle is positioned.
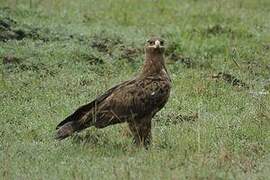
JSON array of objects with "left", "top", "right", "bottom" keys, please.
[{"left": 55, "top": 37, "right": 171, "bottom": 148}]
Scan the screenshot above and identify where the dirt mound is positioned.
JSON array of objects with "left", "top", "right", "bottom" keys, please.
[
  {"left": 211, "top": 72, "right": 249, "bottom": 89},
  {"left": 0, "top": 17, "right": 26, "bottom": 41}
]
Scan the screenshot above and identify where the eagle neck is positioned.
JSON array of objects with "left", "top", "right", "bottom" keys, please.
[{"left": 142, "top": 52, "right": 166, "bottom": 77}]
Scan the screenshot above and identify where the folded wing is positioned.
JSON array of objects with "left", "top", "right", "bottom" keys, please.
[{"left": 55, "top": 77, "right": 170, "bottom": 140}]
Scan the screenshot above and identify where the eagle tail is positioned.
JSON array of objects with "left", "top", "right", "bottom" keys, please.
[
  {"left": 55, "top": 101, "right": 97, "bottom": 140},
  {"left": 55, "top": 121, "right": 77, "bottom": 140}
]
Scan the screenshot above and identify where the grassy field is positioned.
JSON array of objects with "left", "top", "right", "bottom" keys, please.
[{"left": 1, "top": 0, "right": 270, "bottom": 179}]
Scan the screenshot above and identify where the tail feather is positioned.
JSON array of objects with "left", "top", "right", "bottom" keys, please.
[
  {"left": 56, "top": 102, "right": 96, "bottom": 130},
  {"left": 55, "top": 103, "right": 96, "bottom": 140},
  {"left": 55, "top": 122, "right": 76, "bottom": 140},
  {"left": 55, "top": 103, "right": 95, "bottom": 140}
]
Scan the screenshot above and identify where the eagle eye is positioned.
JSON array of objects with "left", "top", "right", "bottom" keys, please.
[
  {"left": 148, "top": 41, "right": 154, "bottom": 45},
  {"left": 160, "top": 41, "right": 164, "bottom": 46}
]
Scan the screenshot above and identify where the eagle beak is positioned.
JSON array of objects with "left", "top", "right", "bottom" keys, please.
[{"left": 154, "top": 40, "right": 160, "bottom": 48}]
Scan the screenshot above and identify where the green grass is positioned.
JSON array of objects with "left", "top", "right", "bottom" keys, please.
[{"left": 1, "top": 0, "right": 270, "bottom": 179}]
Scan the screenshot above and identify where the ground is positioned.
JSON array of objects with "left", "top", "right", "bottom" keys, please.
[{"left": 0, "top": 0, "right": 270, "bottom": 179}]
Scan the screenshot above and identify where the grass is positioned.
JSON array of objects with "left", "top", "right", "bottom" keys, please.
[{"left": 0, "top": 0, "right": 270, "bottom": 179}]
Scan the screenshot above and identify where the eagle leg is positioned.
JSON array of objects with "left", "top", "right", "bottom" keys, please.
[{"left": 128, "top": 117, "right": 152, "bottom": 149}]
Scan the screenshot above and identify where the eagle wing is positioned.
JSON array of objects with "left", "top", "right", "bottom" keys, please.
[{"left": 56, "top": 79, "right": 135, "bottom": 129}]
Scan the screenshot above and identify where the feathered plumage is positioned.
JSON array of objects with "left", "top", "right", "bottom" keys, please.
[{"left": 55, "top": 37, "right": 171, "bottom": 148}]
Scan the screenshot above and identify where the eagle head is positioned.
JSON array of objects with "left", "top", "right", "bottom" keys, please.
[{"left": 145, "top": 37, "right": 165, "bottom": 54}]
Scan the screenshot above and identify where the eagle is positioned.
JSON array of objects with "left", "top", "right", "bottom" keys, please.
[{"left": 55, "top": 37, "right": 171, "bottom": 148}]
